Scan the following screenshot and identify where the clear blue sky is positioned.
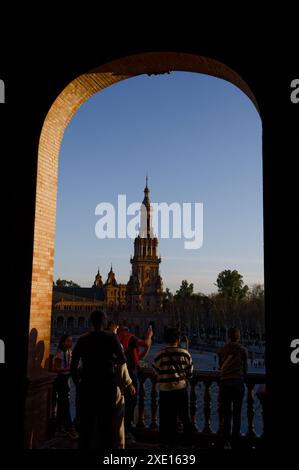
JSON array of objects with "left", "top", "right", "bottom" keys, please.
[{"left": 54, "top": 72, "right": 264, "bottom": 294}]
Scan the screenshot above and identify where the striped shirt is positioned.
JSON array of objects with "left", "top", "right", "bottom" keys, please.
[{"left": 152, "top": 346, "right": 193, "bottom": 392}]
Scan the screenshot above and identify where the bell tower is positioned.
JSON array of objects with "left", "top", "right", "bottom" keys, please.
[
  {"left": 127, "top": 178, "right": 163, "bottom": 311},
  {"left": 93, "top": 267, "right": 103, "bottom": 288}
]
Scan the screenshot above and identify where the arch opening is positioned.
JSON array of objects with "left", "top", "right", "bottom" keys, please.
[{"left": 29, "top": 52, "right": 261, "bottom": 368}]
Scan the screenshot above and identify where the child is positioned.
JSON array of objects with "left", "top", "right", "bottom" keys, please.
[{"left": 53, "top": 334, "right": 78, "bottom": 439}]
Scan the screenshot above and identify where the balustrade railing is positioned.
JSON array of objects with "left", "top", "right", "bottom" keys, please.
[{"left": 137, "top": 368, "right": 265, "bottom": 439}]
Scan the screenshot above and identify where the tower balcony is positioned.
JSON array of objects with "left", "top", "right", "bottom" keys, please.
[{"left": 130, "top": 255, "right": 161, "bottom": 263}]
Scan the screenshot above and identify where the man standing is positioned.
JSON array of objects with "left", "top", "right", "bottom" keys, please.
[
  {"left": 218, "top": 327, "right": 248, "bottom": 449},
  {"left": 71, "top": 310, "right": 126, "bottom": 449},
  {"left": 153, "top": 327, "right": 193, "bottom": 448}
]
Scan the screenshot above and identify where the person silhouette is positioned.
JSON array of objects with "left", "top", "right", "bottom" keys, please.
[
  {"left": 218, "top": 327, "right": 248, "bottom": 449},
  {"left": 71, "top": 310, "right": 126, "bottom": 449}
]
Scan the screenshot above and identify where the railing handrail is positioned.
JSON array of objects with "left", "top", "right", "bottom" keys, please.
[
  {"left": 136, "top": 366, "right": 266, "bottom": 438},
  {"left": 138, "top": 366, "right": 266, "bottom": 385}
]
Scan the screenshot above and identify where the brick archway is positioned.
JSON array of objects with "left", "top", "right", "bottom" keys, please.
[{"left": 29, "top": 52, "right": 260, "bottom": 367}]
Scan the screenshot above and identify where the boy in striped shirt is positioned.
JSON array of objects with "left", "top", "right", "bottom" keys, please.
[{"left": 152, "top": 327, "right": 194, "bottom": 448}]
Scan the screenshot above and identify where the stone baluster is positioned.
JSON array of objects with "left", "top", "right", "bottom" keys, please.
[
  {"left": 137, "top": 376, "right": 146, "bottom": 428},
  {"left": 150, "top": 378, "right": 158, "bottom": 429},
  {"left": 217, "top": 382, "right": 224, "bottom": 435},
  {"left": 189, "top": 378, "right": 198, "bottom": 431},
  {"left": 203, "top": 380, "right": 212, "bottom": 434},
  {"left": 246, "top": 382, "right": 256, "bottom": 437}
]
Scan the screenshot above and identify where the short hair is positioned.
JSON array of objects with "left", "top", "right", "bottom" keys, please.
[
  {"left": 164, "top": 327, "right": 180, "bottom": 344},
  {"left": 119, "top": 325, "right": 129, "bottom": 332},
  {"left": 107, "top": 320, "right": 119, "bottom": 330},
  {"left": 58, "top": 334, "right": 71, "bottom": 350},
  {"left": 227, "top": 327, "right": 241, "bottom": 342},
  {"left": 90, "top": 310, "right": 107, "bottom": 330}
]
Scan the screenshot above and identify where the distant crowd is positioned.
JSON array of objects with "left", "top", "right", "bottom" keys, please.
[{"left": 52, "top": 310, "right": 249, "bottom": 450}]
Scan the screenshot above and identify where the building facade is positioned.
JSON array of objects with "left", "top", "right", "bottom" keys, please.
[{"left": 51, "top": 180, "right": 167, "bottom": 339}]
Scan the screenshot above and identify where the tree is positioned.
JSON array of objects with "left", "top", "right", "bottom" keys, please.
[
  {"left": 163, "top": 287, "right": 173, "bottom": 302},
  {"left": 55, "top": 278, "right": 80, "bottom": 288},
  {"left": 215, "top": 270, "right": 249, "bottom": 300},
  {"left": 175, "top": 280, "right": 194, "bottom": 299},
  {"left": 162, "top": 287, "right": 173, "bottom": 310},
  {"left": 249, "top": 283, "right": 264, "bottom": 299}
]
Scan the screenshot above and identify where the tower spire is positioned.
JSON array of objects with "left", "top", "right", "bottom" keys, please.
[
  {"left": 143, "top": 174, "right": 150, "bottom": 203},
  {"left": 140, "top": 175, "right": 153, "bottom": 238},
  {"left": 129, "top": 176, "right": 163, "bottom": 312}
]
